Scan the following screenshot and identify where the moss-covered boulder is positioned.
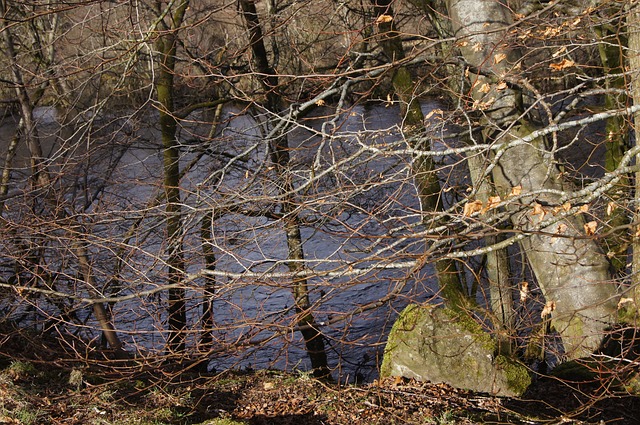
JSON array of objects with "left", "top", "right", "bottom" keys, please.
[{"left": 380, "top": 304, "right": 531, "bottom": 397}]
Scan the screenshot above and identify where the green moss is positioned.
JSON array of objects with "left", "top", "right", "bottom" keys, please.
[
  {"left": 6, "top": 361, "right": 37, "bottom": 377},
  {"left": 442, "top": 308, "right": 496, "bottom": 353},
  {"left": 625, "top": 373, "right": 640, "bottom": 395},
  {"left": 495, "top": 355, "right": 531, "bottom": 395},
  {"left": 380, "top": 304, "right": 425, "bottom": 376}
]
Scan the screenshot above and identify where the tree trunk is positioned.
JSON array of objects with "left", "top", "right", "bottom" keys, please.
[
  {"left": 155, "top": 0, "right": 190, "bottom": 355},
  {"left": 593, "top": 8, "right": 630, "bottom": 276},
  {"left": 74, "top": 242, "right": 124, "bottom": 353},
  {"left": 239, "top": 0, "right": 330, "bottom": 378},
  {"left": 446, "top": 0, "right": 619, "bottom": 358},
  {"left": 628, "top": 3, "right": 640, "bottom": 316},
  {"left": 371, "top": 0, "right": 472, "bottom": 313},
  {"left": 200, "top": 211, "right": 216, "bottom": 351},
  {"left": 409, "top": 0, "right": 515, "bottom": 343}
]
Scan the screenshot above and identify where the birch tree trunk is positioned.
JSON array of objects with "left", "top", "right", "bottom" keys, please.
[{"left": 446, "top": 0, "right": 619, "bottom": 358}]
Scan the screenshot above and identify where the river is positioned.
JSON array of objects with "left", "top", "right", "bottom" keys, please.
[{"left": 0, "top": 101, "right": 446, "bottom": 382}]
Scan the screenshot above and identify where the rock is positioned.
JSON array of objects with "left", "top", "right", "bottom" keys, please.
[{"left": 380, "top": 304, "right": 531, "bottom": 397}]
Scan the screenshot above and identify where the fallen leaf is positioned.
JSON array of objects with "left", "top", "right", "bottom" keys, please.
[
  {"left": 579, "top": 204, "right": 590, "bottom": 213},
  {"left": 541, "top": 300, "right": 556, "bottom": 319},
  {"left": 584, "top": 220, "right": 597, "bottom": 236},
  {"left": 478, "top": 83, "right": 491, "bottom": 93},
  {"left": 549, "top": 58, "right": 575, "bottom": 71},
  {"left": 315, "top": 99, "right": 325, "bottom": 106},
  {"left": 606, "top": 201, "right": 616, "bottom": 216},
  {"left": 496, "top": 81, "right": 508, "bottom": 90},
  {"left": 509, "top": 185, "right": 522, "bottom": 197},
  {"left": 482, "top": 195, "right": 501, "bottom": 213},
  {"left": 425, "top": 109, "right": 443, "bottom": 120},
  {"left": 494, "top": 53, "right": 507, "bottom": 64}
]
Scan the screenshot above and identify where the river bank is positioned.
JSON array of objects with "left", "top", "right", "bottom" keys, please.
[{"left": 0, "top": 356, "right": 638, "bottom": 425}]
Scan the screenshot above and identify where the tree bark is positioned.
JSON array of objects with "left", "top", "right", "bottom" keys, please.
[
  {"left": 593, "top": 8, "right": 630, "bottom": 276},
  {"left": 239, "top": 0, "right": 330, "bottom": 378},
  {"left": 628, "top": 2, "right": 640, "bottom": 317},
  {"left": 446, "top": 0, "right": 619, "bottom": 358},
  {"left": 372, "top": 0, "right": 472, "bottom": 313},
  {"left": 155, "top": 0, "right": 190, "bottom": 355},
  {"left": 200, "top": 211, "right": 216, "bottom": 351},
  {"left": 410, "top": 0, "right": 515, "bottom": 343}
]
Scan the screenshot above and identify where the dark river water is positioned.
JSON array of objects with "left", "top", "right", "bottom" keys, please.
[{"left": 0, "top": 102, "right": 446, "bottom": 382}]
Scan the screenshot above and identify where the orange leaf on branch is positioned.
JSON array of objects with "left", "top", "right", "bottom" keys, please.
[{"left": 549, "top": 58, "right": 575, "bottom": 71}]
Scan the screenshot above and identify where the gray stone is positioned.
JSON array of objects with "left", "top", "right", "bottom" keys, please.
[{"left": 381, "top": 304, "right": 531, "bottom": 397}]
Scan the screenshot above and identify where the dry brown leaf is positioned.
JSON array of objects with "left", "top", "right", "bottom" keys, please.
[
  {"left": 541, "top": 300, "right": 556, "bottom": 319},
  {"left": 519, "top": 281, "right": 529, "bottom": 303},
  {"left": 482, "top": 195, "right": 501, "bottom": 214},
  {"left": 494, "top": 53, "right": 507, "bottom": 64},
  {"left": 315, "top": 99, "right": 325, "bottom": 106},
  {"left": 472, "top": 97, "right": 495, "bottom": 110},
  {"left": 531, "top": 202, "right": 546, "bottom": 220},
  {"left": 606, "top": 201, "right": 616, "bottom": 216},
  {"left": 557, "top": 223, "right": 567, "bottom": 234},
  {"left": 375, "top": 14, "right": 393, "bottom": 24},
  {"left": 457, "top": 40, "right": 469, "bottom": 47},
  {"left": 617, "top": 297, "right": 634, "bottom": 309},
  {"left": 496, "top": 81, "right": 508, "bottom": 90},
  {"left": 425, "top": 108, "right": 444, "bottom": 120},
  {"left": 549, "top": 58, "right": 575, "bottom": 71},
  {"left": 463, "top": 200, "right": 483, "bottom": 217},
  {"left": 478, "top": 83, "right": 491, "bottom": 93},
  {"left": 579, "top": 204, "right": 590, "bottom": 213},
  {"left": 584, "top": 220, "right": 597, "bottom": 236},
  {"left": 509, "top": 185, "right": 522, "bottom": 197}
]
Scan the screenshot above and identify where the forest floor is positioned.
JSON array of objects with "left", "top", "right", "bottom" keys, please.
[{"left": 0, "top": 357, "right": 639, "bottom": 425}]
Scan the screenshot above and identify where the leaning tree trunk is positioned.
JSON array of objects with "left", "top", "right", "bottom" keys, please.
[{"left": 446, "top": 0, "right": 619, "bottom": 358}]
